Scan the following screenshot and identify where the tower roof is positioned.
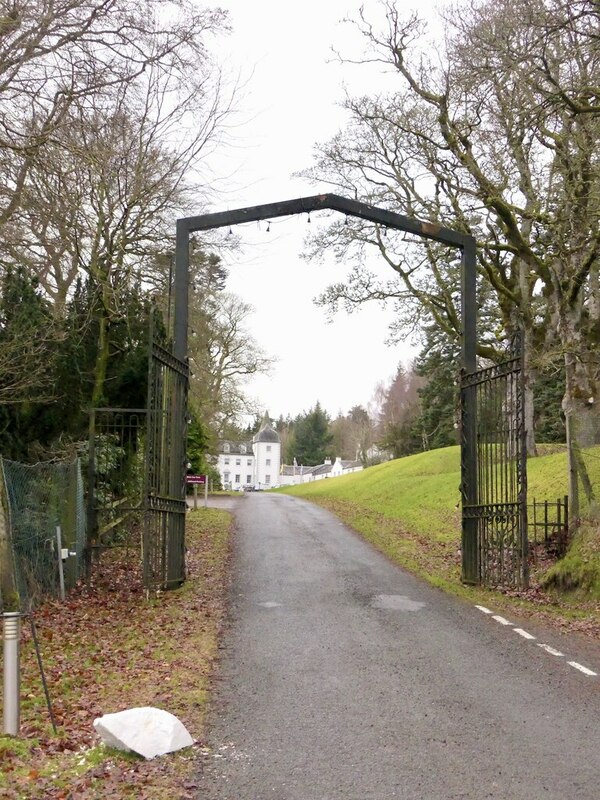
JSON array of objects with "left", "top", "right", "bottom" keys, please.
[{"left": 253, "top": 412, "right": 280, "bottom": 444}]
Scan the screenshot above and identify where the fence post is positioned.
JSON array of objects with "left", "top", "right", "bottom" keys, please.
[
  {"left": 0, "top": 458, "right": 19, "bottom": 610},
  {"left": 56, "top": 526, "right": 66, "bottom": 601},
  {"left": 3, "top": 612, "right": 21, "bottom": 735}
]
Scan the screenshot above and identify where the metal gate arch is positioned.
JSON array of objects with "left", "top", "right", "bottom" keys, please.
[{"left": 173, "top": 192, "right": 528, "bottom": 587}]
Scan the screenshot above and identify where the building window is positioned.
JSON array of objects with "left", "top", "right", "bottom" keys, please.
[
  {"left": 247, "top": 459, "right": 252, "bottom": 466},
  {"left": 266, "top": 445, "right": 271, "bottom": 452},
  {"left": 246, "top": 474, "right": 252, "bottom": 484},
  {"left": 224, "top": 472, "right": 230, "bottom": 483},
  {"left": 266, "top": 459, "right": 271, "bottom": 466},
  {"left": 235, "top": 458, "right": 241, "bottom": 465},
  {"left": 235, "top": 474, "right": 240, "bottom": 483},
  {"left": 223, "top": 443, "right": 230, "bottom": 453},
  {"left": 265, "top": 474, "right": 271, "bottom": 485},
  {"left": 224, "top": 458, "right": 229, "bottom": 465},
  {"left": 240, "top": 444, "right": 246, "bottom": 454}
]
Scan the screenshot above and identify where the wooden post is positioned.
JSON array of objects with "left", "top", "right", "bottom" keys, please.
[{"left": 0, "top": 459, "right": 19, "bottom": 611}]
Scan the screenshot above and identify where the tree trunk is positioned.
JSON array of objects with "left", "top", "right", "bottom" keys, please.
[
  {"left": 91, "top": 307, "right": 110, "bottom": 408},
  {"left": 562, "top": 310, "right": 599, "bottom": 521}
]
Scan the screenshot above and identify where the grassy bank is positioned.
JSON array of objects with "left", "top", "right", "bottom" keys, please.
[
  {"left": 278, "top": 445, "right": 600, "bottom": 631},
  {"left": 0, "top": 508, "right": 232, "bottom": 800}
]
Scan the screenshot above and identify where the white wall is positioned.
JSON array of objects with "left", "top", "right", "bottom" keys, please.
[
  {"left": 217, "top": 449, "right": 255, "bottom": 490},
  {"left": 253, "top": 439, "right": 281, "bottom": 489}
]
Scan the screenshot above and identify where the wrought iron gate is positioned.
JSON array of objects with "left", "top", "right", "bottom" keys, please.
[
  {"left": 460, "top": 343, "right": 528, "bottom": 587},
  {"left": 88, "top": 332, "right": 189, "bottom": 591},
  {"left": 143, "top": 338, "right": 189, "bottom": 590},
  {"left": 87, "top": 409, "right": 146, "bottom": 554}
]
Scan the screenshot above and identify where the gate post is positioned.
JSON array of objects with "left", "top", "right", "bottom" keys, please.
[
  {"left": 461, "top": 236, "right": 479, "bottom": 584},
  {"left": 85, "top": 409, "right": 97, "bottom": 579},
  {"left": 174, "top": 220, "right": 189, "bottom": 362}
]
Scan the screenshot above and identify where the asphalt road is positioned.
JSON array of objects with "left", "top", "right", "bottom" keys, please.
[{"left": 195, "top": 492, "right": 600, "bottom": 800}]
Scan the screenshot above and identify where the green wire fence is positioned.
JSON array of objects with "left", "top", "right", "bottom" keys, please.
[{"left": 0, "top": 456, "right": 86, "bottom": 610}]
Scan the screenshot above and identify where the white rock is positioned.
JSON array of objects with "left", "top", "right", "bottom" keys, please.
[{"left": 93, "top": 707, "right": 194, "bottom": 760}]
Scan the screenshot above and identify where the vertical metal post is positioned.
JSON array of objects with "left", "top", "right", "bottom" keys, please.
[
  {"left": 143, "top": 315, "right": 155, "bottom": 592},
  {"left": 56, "top": 526, "right": 65, "bottom": 601},
  {"left": 3, "top": 612, "right": 21, "bottom": 735},
  {"left": 461, "top": 236, "right": 479, "bottom": 584},
  {"left": 86, "top": 410, "right": 96, "bottom": 580},
  {"left": 174, "top": 220, "right": 189, "bottom": 362},
  {"left": 518, "top": 340, "right": 529, "bottom": 588},
  {"left": 193, "top": 483, "right": 198, "bottom": 510},
  {"left": 204, "top": 476, "right": 208, "bottom": 508}
]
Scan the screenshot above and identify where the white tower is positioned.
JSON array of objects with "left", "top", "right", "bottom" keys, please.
[{"left": 252, "top": 412, "right": 281, "bottom": 489}]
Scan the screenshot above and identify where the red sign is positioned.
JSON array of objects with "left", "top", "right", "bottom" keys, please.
[{"left": 186, "top": 475, "right": 206, "bottom": 484}]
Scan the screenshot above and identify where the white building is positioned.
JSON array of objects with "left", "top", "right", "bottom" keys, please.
[
  {"left": 215, "top": 415, "right": 364, "bottom": 490},
  {"left": 216, "top": 414, "right": 281, "bottom": 490},
  {"left": 279, "top": 456, "right": 363, "bottom": 487}
]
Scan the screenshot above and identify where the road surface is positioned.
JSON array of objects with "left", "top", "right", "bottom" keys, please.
[{"left": 195, "top": 492, "right": 600, "bottom": 799}]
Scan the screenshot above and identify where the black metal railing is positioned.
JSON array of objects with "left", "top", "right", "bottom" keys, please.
[
  {"left": 529, "top": 496, "right": 569, "bottom": 559},
  {"left": 461, "top": 342, "right": 528, "bottom": 588},
  {"left": 87, "top": 327, "right": 189, "bottom": 592}
]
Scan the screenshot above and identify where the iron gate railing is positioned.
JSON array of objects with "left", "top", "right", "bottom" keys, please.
[
  {"left": 529, "top": 495, "right": 569, "bottom": 558},
  {"left": 461, "top": 345, "right": 528, "bottom": 587},
  {"left": 143, "top": 338, "right": 189, "bottom": 590},
  {"left": 87, "top": 333, "right": 189, "bottom": 591},
  {"left": 87, "top": 409, "right": 146, "bottom": 556}
]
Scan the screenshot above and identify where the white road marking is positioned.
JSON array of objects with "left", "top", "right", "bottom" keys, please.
[
  {"left": 513, "top": 628, "right": 536, "bottom": 640},
  {"left": 537, "top": 643, "right": 564, "bottom": 657},
  {"left": 567, "top": 661, "right": 597, "bottom": 677},
  {"left": 474, "top": 605, "right": 597, "bottom": 676},
  {"left": 491, "top": 615, "right": 513, "bottom": 626}
]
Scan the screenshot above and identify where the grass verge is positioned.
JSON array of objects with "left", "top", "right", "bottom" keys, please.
[
  {"left": 0, "top": 507, "right": 232, "bottom": 800},
  {"left": 278, "top": 446, "right": 600, "bottom": 635}
]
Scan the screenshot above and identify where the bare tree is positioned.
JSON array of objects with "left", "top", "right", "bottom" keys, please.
[
  {"left": 0, "top": 0, "right": 229, "bottom": 226},
  {"left": 188, "top": 291, "right": 274, "bottom": 431},
  {"left": 0, "top": 9, "right": 235, "bottom": 404},
  {"left": 330, "top": 404, "right": 377, "bottom": 462},
  {"left": 302, "top": 0, "right": 600, "bottom": 474}
]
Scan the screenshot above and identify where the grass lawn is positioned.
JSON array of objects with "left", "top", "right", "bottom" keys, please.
[
  {"left": 277, "top": 445, "right": 600, "bottom": 632},
  {"left": 0, "top": 507, "right": 232, "bottom": 800}
]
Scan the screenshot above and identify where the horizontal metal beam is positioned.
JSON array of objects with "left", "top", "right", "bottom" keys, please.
[{"left": 179, "top": 193, "right": 470, "bottom": 249}]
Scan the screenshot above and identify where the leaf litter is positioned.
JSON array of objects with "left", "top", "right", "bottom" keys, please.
[{"left": 0, "top": 508, "right": 232, "bottom": 799}]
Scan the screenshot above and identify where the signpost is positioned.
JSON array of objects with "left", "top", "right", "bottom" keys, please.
[{"left": 186, "top": 475, "right": 208, "bottom": 509}]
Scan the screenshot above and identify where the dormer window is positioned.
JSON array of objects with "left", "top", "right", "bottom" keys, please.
[
  {"left": 223, "top": 443, "right": 230, "bottom": 453},
  {"left": 240, "top": 444, "right": 246, "bottom": 454}
]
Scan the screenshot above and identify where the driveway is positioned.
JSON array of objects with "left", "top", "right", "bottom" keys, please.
[{"left": 195, "top": 492, "right": 600, "bottom": 799}]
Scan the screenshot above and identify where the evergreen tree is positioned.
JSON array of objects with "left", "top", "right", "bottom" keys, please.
[
  {"left": 293, "top": 402, "right": 333, "bottom": 466},
  {"left": 533, "top": 365, "right": 566, "bottom": 444},
  {"left": 413, "top": 326, "right": 461, "bottom": 451},
  {"left": 0, "top": 268, "right": 61, "bottom": 458}
]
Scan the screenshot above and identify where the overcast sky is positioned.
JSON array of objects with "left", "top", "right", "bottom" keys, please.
[{"left": 203, "top": 0, "right": 444, "bottom": 422}]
